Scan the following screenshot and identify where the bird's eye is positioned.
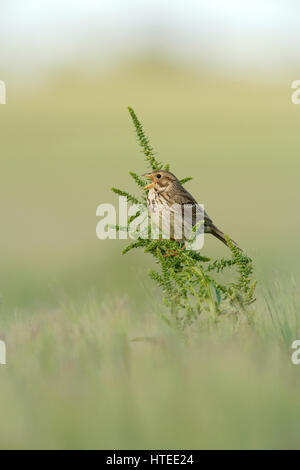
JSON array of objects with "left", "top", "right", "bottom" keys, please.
[{"left": 157, "top": 174, "right": 161, "bottom": 179}]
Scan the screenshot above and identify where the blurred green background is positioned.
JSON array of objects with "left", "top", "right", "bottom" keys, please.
[
  {"left": 1, "top": 61, "right": 300, "bottom": 313},
  {"left": 1, "top": 0, "right": 300, "bottom": 450}
]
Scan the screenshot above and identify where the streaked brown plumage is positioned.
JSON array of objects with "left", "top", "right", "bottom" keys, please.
[{"left": 143, "top": 170, "right": 239, "bottom": 249}]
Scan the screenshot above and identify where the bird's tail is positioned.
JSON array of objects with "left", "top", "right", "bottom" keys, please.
[{"left": 210, "top": 225, "right": 242, "bottom": 251}]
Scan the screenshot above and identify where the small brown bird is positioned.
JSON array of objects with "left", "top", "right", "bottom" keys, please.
[{"left": 143, "top": 170, "right": 239, "bottom": 250}]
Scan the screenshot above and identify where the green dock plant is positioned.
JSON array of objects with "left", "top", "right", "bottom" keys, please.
[{"left": 111, "top": 107, "right": 257, "bottom": 329}]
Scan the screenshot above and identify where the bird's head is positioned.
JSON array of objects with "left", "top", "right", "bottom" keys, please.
[{"left": 142, "top": 170, "right": 178, "bottom": 191}]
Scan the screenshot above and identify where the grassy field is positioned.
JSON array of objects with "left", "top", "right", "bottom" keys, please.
[
  {"left": 1, "top": 288, "right": 300, "bottom": 449},
  {"left": 1, "top": 61, "right": 300, "bottom": 448}
]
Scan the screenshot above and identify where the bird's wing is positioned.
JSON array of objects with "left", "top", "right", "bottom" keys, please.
[
  {"left": 158, "top": 190, "right": 204, "bottom": 240},
  {"left": 167, "top": 187, "right": 212, "bottom": 234}
]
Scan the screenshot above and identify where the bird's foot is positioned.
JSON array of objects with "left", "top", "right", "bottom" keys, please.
[{"left": 163, "top": 245, "right": 186, "bottom": 257}]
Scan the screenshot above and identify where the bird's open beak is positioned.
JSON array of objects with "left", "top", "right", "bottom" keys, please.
[{"left": 142, "top": 173, "right": 155, "bottom": 190}]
